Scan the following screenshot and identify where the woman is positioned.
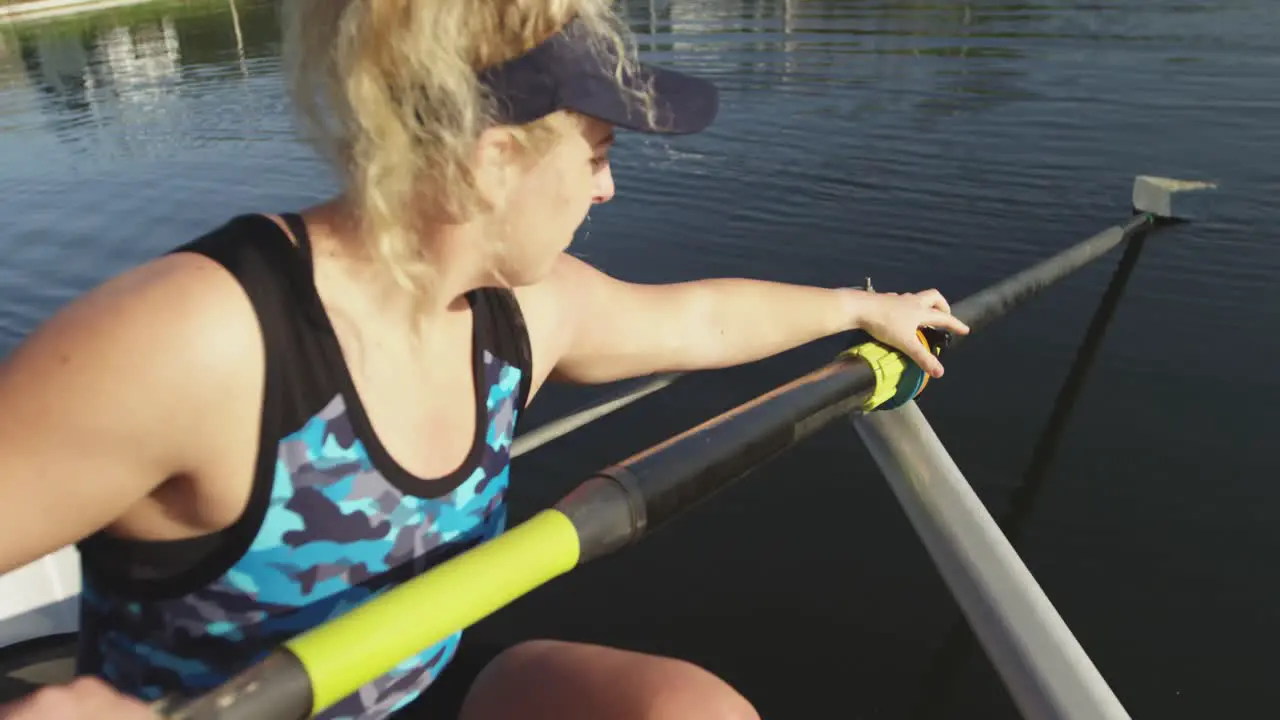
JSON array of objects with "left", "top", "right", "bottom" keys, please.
[{"left": 0, "top": 1, "right": 968, "bottom": 718}]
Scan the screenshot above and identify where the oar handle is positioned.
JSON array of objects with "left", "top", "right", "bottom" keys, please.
[
  {"left": 151, "top": 651, "right": 312, "bottom": 720},
  {"left": 156, "top": 511, "right": 582, "bottom": 720}
]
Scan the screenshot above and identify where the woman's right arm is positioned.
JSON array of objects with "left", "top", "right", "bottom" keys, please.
[
  {"left": 0, "top": 677, "right": 156, "bottom": 719},
  {"left": 0, "top": 251, "right": 263, "bottom": 575}
]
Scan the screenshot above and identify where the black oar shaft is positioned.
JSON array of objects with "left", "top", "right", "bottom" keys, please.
[
  {"left": 951, "top": 214, "right": 1152, "bottom": 339},
  {"left": 557, "top": 359, "right": 877, "bottom": 561},
  {"left": 156, "top": 651, "right": 311, "bottom": 720}
]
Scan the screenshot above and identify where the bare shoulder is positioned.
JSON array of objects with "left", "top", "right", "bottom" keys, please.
[
  {"left": 510, "top": 254, "right": 607, "bottom": 395},
  {"left": 6, "top": 251, "right": 262, "bottom": 387},
  {"left": 513, "top": 253, "right": 615, "bottom": 319},
  {"left": 0, "top": 250, "right": 265, "bottom": 572}
]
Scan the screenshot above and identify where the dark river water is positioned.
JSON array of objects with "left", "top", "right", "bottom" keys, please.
[{"left": 2, "top": 1, "right": 1278, "bottom": 717}]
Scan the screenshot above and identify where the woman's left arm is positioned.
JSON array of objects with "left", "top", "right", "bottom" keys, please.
[{"left": 537, "top": 254, "right": 969, "bottom": 386}]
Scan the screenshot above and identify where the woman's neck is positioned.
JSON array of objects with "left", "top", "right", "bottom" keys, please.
[{"left": 299, "top": 196, "right": 493, "bottom": 330}]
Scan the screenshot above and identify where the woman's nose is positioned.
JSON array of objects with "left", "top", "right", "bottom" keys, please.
[{"left": 592, "top": 166, "right": 615, "bottom": 204}]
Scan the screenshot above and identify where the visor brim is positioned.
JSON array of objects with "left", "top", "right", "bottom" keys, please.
[{"left": 567, "top": 63, "right": 719, "bottom": 136}]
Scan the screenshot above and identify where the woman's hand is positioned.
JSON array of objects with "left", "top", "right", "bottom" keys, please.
[
  {"left": 0, "top": 678, "right": 155, "bottom": 719},
  {"left": 841, "top": 287, "right": 971, "bottom": 378}
]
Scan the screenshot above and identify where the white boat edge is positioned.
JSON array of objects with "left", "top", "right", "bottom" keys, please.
[{"left": 0, "top": 546, "right": 81, "bottom": 651}]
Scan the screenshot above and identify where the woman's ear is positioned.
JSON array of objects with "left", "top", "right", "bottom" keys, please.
[{"left": 473, "top": 126, "right": 519, "bottom": 212}]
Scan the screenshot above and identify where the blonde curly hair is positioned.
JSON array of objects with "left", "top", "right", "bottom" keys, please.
[{"left": 280, "top": 0, "right": 654, "bottom": 297}]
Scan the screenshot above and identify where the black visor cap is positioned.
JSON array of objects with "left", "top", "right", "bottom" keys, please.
[{"left": 479, "top": 18, "right": 719, "bottom": 135}]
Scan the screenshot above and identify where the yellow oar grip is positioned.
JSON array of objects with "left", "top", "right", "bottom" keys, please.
[
  {"left": 284, "top": 509, "right": 582, "bottom": 715},
  {"left": 839, "top": 330, "right": 935, "bottom": 412}
]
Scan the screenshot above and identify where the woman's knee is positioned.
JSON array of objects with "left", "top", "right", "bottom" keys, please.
[
  {"left": 460, "top": 639, "right": 759, "bottom": 720},
  {"left": 644, "top": 666, "right": 759, "bottom": 720},
  {"left": 637, "top": 654, "right": 758, "bottom": 720}
]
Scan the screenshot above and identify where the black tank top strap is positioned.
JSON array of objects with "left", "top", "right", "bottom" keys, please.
[
  {"left": 172, "top": 212, "right": 334, "bottom": 445},
  {"left": 467, "top": 286, "right": 534, "bottom": 411},
  {"left": 278, "top": 212, "right": 315, "bottom": 275},
  {"left": 175, "top": 212, "right": 327, "bottom": 338}
]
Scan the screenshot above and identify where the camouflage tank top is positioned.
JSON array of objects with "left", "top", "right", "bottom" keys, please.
[{"left": 73, "top": 213, "right": 533, "bottom": 719}]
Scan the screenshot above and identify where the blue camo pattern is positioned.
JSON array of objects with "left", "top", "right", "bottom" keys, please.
[{"left": 77, "top": 349, "right": 523, "bottom": 719}]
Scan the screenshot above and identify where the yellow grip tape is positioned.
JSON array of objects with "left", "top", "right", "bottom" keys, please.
[
  {"left": 285, "top": 509, "right": 581, "bottom": 715},
  {"left": 839, "top": 330, "right": 933, "bottom": 412}
]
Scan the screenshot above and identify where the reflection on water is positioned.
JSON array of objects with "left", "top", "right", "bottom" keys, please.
[
  {"left": 0, "top": 2, "right": 1278, "bottom": 719},
  {"left": 0, "top": 1, "right": 283, "bottom": 162},
  {"left": 19, "top": 22, "right": 185, "bottom": 150},
  {"left": 90, "top": 20, "right": 182, "bottom": 112},
  {"left": 12, "top": 0, "right": 1268, "bottom": 153}
]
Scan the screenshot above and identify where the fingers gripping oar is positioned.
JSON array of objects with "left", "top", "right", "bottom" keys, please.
[{"left": 156, "top": 176, "right": 1215, "bottom": 720}]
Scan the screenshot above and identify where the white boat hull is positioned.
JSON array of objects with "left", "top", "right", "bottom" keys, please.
[{"left": 0, "top": 547, "right": 83, "bottom": 700}]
